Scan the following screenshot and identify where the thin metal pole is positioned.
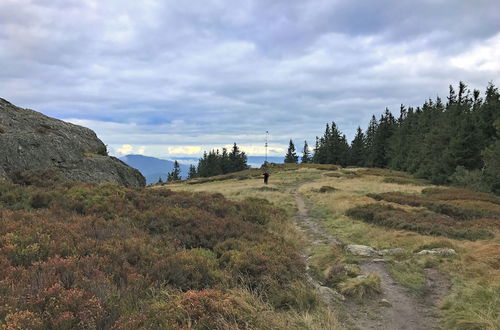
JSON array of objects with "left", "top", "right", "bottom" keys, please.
[{"left": 265, "top": 130, "right": 268, "bottom": 164}]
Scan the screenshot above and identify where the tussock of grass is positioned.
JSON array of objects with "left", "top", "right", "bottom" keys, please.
[
  {"left": 339, "top": 273, "right": 381, "bottom": 300},
  {"left": 441, "top": 281, "right": 500, "bottom": 330}
]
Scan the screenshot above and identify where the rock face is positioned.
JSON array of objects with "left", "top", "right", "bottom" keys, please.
[{"left": 0, "top": 98, "right": 145, "bottom": 187}]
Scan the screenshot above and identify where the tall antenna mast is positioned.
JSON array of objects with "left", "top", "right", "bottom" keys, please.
[{"left": 265, "top": 130, "right": 269, "bottom": 164}]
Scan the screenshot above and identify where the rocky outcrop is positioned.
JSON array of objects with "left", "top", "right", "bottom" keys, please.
[
  {"left": 345, "top": 244, "right": 382, "bottom": 257},
  {"left": 0, "top": 98, "right": 145, "bottom": 187},
  {"left": 416, "top": 248, "right": 456, "bottom": 256}
]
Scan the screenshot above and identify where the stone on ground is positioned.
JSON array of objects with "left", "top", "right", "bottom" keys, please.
[{"left": 345, "top": 244, "right": 381, "bottom": 257}]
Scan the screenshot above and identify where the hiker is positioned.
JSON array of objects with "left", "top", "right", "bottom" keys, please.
[{"left": 263, "top": 172, "right": 270, "bottom": 185}]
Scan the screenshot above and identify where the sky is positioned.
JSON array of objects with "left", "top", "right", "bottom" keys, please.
[{"left": 1, "top": 0, "right": 500, "bottom": 159}]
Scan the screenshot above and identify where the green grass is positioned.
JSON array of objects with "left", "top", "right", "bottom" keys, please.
[
  {"left": 387, "top": 261, "right": 428, "bottom": 294},
  {"left": 441, "top": 280, "right": 500, "bottom": 330}
]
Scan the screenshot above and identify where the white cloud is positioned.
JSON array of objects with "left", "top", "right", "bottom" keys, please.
[
  {"left": 168, "top": 146, "right": 202, "bottom": 155},
  {"left": 449, "top": 33, "right": 500, "bottom": 72},
  {"left": 117, "top": 144, "right": 134, "bottom": 155}
]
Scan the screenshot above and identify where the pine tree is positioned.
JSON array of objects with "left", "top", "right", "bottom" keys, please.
[
  {"left": 301, "top": 140, "right": 311, "bottom": 163},
  {"left": 158, "top": 177, "right": 163, "bottom": 184},
  {"left": 284, "top": 139, "right": 299, "bottom": 163},
  {"left": 364, "top": 115, "right": 378, "bottom": 167},
  {"left": 349, "top": 127, "right": 366, "bottom": 166},
  {"left": 188, "top": 164, "right": 197, "bottom": 179},
  {"left": 167, "top": 160, "right": 181, "bottom": 182},
  {"left": 229, "top": 143, "right": 248, "bottom": 172}
]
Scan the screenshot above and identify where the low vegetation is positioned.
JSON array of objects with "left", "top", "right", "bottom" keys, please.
[
  {"left": 0, "top": 178, "right": 324, "bottom": 329},
  {"left": 299, "top": 167, "right": 499, "bottom": 329},
  {"left": 338, "top": 273, "right": 382, "bottom": 301}
]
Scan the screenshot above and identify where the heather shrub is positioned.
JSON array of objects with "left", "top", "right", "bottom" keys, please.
[
  {"left": 0, "top": 180, "right": 314, "bottom": 327},
  {"left": 422, "top": 187, "right": 500, "bottom": 205},
  {"left": 3, "top": 310, "right": 43, "bottom": 330},
  {"left": 346, "top": 203, "right": 494, "bottom": 240},
  {"left": 152, "top": 249, "right": 223, "bottom": 290},
  {"left": 222, "top": 241, "right": 305, "bottom": 294}
]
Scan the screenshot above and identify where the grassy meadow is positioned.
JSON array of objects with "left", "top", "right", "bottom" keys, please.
[{"left": 166, "top": 165, "right": 500, "bottom": 330}]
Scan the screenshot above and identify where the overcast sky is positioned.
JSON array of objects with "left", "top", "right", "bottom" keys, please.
[{"left": 1, "top": 0, "right": 499, "bottom": 158}]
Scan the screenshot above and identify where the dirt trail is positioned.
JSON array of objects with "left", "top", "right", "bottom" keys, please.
[{"left": 294, "top": 193, "right": 448, "bottom": 330}]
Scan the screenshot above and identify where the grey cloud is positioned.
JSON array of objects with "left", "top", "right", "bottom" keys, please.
[{"left": 0, "top": 0, "right": 499, "bottom": 158}]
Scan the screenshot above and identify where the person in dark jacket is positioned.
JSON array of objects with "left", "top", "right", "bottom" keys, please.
[{"left": 263, "top": 172, "right": 270, "bottom": 184}]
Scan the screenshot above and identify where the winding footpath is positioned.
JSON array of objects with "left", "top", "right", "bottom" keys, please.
[{"left": 294, "top": 192, "right": 449, "bottom": 330}]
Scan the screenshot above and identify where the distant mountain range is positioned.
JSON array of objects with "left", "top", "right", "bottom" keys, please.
[
  {"left": 120, "top": 154, "right": 190, "bottom": 184},
  {"left": 174, "top": 156, "right": 284, "bottom": 168},
  {"left": 120, "top": 154, "right": 284, "bottom": 184}
]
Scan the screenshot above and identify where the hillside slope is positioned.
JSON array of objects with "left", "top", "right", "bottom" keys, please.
[
  {"left": 0, "top": 98, "right": 145, "bottom": 187},
  {"left": 164, "top": 164, "right": 500, "bottom": 329}
]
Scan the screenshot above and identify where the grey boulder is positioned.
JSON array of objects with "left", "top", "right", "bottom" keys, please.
[{"left": 0, "top": 98, "right": 145, "bottom": 187}]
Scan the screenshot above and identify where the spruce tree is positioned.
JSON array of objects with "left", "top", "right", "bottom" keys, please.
[
  {"left": 229, "top": 143, "right": 248, "bottom": 172},
  {"left": 188, "top": 165, "right": 197, "bottom": 179},
  {"left": 301, "top": 140, "right": 311, "bottom": 163},
  {"left": 364, "top": 115, "right": 378, "bottom": 167},
  {"left": 284, "top": 139, "right": 299, "bottom": 163},
  {"left": 349, "top": 127, "right": 366, "bottom": 166},
  {"left": 167, "top": 160, "right": 181, "bottom": 182}
]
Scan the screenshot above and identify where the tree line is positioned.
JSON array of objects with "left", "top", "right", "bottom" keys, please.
[
  {"left": 165, "top": 143, "right": 248, "bottom": 182},
  {"left": 285, "top": 82, "right": 500, "bottom": 194}
]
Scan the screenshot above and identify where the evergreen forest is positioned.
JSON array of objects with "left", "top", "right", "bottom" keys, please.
[{"left": 287, "top": 82, "right": 500, "bottom": 194}]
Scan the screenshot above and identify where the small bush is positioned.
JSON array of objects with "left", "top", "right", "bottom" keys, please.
[
  {"left": 318, "top": 186, "right": 337, "bottom": 193},
  {"left": 450, "top": 166, "right": 490, "bottom": 192},
  {"left": 96, "top": 144, "right": 108, "bottom": 156},
  {"left": 152, "top": 249, "right": 222, "bottom": 290}
]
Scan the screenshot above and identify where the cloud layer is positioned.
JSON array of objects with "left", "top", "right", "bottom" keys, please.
[{"left": 1, "top": 0, "right": 499, "bottom": 158}]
